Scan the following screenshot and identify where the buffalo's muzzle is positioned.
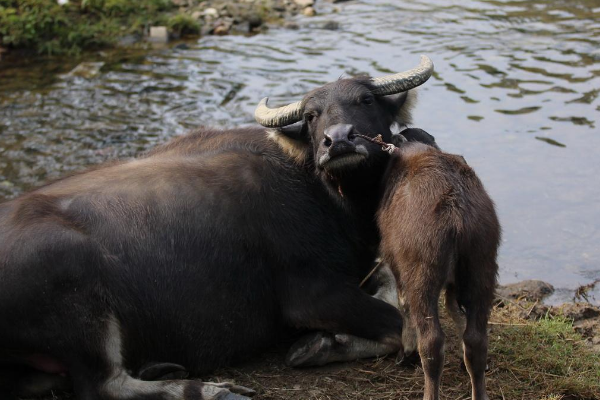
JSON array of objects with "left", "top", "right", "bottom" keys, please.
[{"left": 324, "top": 124, "right": 357, "bottom": 158}]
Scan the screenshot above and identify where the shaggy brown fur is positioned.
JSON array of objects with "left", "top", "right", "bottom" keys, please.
[{"left": 377, "top": 139, "right": 500, "bottom": 400}]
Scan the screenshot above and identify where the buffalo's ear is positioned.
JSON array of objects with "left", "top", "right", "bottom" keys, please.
[
  {"left": 389, "top": 133, "right": 407, "bottom": 147},
  {"left": 266, "top": 123, "right": 310, "bottom": 164},
  {"left": 381, "top": 90, "right": 417, "bottom": 126},
  {"left": 280, "top": 123, "right": 309, "bottom": 142},
  {"left": 399, "top": 128, "right": 439, "bottom": 149}
]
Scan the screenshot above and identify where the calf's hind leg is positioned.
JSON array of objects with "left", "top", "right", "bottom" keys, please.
[
  {"left": 460, "top": 260, "right": 497, "bottom": 400},
  {"left": 402, "top": 261, "right": 446, "bottom": 400}
]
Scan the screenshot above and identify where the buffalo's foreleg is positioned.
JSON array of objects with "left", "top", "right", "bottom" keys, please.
[
  {"left": 286, "top": 331, "right": 399, "bottom": 367},
  {"left": 284, "top": 264, "right": 402, "bottom": 367}
]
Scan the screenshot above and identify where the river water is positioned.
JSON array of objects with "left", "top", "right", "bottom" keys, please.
[{"left": 0, "top": 0, "right": 599, "bottom": 303}]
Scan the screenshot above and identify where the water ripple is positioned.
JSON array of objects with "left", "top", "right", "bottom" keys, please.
[{"left": 0, "top": 0, "right": 599, "bottom": 300}]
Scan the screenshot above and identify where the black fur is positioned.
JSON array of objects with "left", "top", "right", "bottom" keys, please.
[{"left": 0, "top": 78, "right": 431, "bottom": 399}]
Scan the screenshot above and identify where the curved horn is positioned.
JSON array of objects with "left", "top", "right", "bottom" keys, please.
[
  {"left": 371, "top": 55, "right": 434, "bottom": 96},
  {"left": 255, "top": 55, "right": 434, "bottom": 127},
  {"left": 254, "top": 98, "right": 303, "bottom": 128}
]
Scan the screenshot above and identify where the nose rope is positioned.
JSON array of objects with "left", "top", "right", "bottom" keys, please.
[{"left": 355, "top": 134, "right": 397, "bottom": 155}]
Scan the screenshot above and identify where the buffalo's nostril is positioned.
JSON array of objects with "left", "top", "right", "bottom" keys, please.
[
  {"left": 324, "top": 124, "right": 355, "bottom": 145},
  {"left": 324, "top": 136, "right": 332, "bottom": 147}
]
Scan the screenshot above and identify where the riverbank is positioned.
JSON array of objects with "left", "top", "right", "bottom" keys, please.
[
  {"left": 0, "top": 0, "right": 319, "bottom": 57},
  {"left": 21, "top": 281, "right": 600, "bottom": 400},
  {"left": 204, "top": 285, "right": 600, "bottom": 400}
]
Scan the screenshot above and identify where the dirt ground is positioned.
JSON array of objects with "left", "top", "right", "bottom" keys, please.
[
  {"left": 204, "top": 304, "right": 599, "bottom": 400},
  {"left": 19, "top": 299, "right": 600, "bottom": 400}
]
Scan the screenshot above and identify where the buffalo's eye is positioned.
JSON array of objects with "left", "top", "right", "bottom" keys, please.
[
  {"left": 362, "top": 95, "right": 374, "bottom": 105},
  {"left": 304, "top": 112, "right": 317, "bottom": 123}
]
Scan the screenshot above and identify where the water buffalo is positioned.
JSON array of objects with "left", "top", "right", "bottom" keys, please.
[{"left": 0, "top": 56, "right": 434, "bottom": 400}]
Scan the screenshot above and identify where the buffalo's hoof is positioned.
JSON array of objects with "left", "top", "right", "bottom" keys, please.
[
  {"left": 214, "top": 392, "right": 253, "bottom": 400},
  {"left": 286, "top": 332, "right": 335, "bottom": 367},
  {"left": 205, "top": 382, "right": 256, "bottom": 399},
  {"left": 137, "top": 362, "right": 189, "bottom": 381}
]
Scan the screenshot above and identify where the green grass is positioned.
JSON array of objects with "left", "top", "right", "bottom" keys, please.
[
  {"left": 167, "top": 13, "right": 200, "bottom": 36},
  {"left": 0, "top": 0, "right": 191, "bottom": 55},
  {"left": 489, "top": 311, "right": 600, "bottom": 399}
]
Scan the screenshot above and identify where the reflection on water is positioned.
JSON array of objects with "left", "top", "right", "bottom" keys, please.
[{"left": 0, "top": 0, "right": 599, "bottom": 302}]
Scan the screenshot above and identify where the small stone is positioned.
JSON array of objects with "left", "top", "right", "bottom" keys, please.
[
  {"left": 284, "top": 21, "right": 300, "bottom": 30},
  {"left": 68, "top": 62, "right": 105, "bottom": 79},
  {"left": 518, "top": 303, "right": 549, "bottom": 320},
  {"left": 148, "top": 26, "right": 169, "bottom": 43},
  {"left": 231, "top": 21, "right": 251, "bottom": 34},
  {"left": 248, "top": 14, "right": 263, "bottom": 30},
  {"left": 322, "top": 21, "right": 340, "bottom": 30},
  {"left": 203, "top": 7, "right": 218, "bottom": 17},
  {"left": 191, "top": 11, "right": 203, "bottom": 20},
  {"left": 303, "top": 6, "right": 316, "bottom": 16},
  {"left": 117, "top": 34, "right": 141, "bottom": 47},
  {"left": 555, "top": 303, "right": 600, "bottom": 322},
  {"left": 496, "top": 280, "right": 555, "bottom": 302},
  {"left": 213, "top": 24, "right": 230, "bottom": 35},
  {"left": 294, "top": 0, "right": 314, "bottom": 7}
]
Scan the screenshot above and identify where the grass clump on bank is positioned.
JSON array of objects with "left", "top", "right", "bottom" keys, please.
[
  {"left": 0, "top": 0, "right": 180, "bottom": 55},
  {"left": 166, "top": 13, "right": 200, "bottom": 37},
  {"left": 489, "top": 310, "right": 600, "bottom": 399}
]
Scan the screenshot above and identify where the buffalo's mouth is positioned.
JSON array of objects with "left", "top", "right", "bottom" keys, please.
[{"left": 318, "top": 145, "right": 369, "bottom": 171}]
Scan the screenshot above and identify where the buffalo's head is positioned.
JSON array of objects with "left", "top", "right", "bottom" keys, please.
[{"left": 255, "top": 56, "right": 434, "bottom": 181}]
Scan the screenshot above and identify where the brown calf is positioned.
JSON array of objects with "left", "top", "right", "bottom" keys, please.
[{"left": 375, "top": 130, "right": 500, "bottom": 400}]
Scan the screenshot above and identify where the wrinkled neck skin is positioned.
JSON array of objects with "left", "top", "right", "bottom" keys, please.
[{"left": 318, "top": 153, "right": 391, "bottom": 228}]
